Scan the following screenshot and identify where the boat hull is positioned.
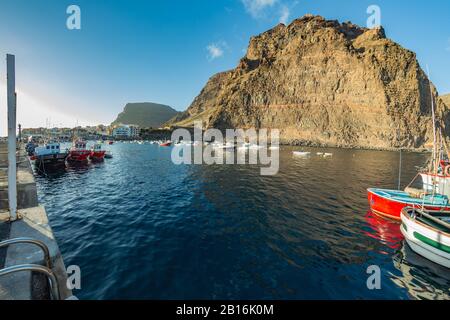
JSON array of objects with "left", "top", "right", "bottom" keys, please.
[
  {"left": 89, "top": 151, "right": 106, "bottom": 162},
  {"left": 400, "top": 209, "right": 450, "bottom": 268},
  {"left": 367, "top": 188, "right": 450, "bottom": 221},
  {"left": 67, "top": 150, "right": 90, "bottom": 163},
  {"left": 33, "top": 153, "right": 68, "bottom": 167}
]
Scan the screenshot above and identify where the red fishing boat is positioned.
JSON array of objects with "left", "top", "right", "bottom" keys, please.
[
  {"left": 159, "top": 141, "right": 172, "bottom": 147},
  {"left": 67, "top": 140, "right": 90, "bottom": 163},
  {"left": 89, "top": 143, "right": 106, "bottom": 162},
  {"left": 367, "top": 188, "right": 450, "bottom": 221}
]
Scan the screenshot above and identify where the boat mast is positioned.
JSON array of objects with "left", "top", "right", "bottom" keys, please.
[{"left": 427, "top": 65, "right": 438, "bottom": 196}]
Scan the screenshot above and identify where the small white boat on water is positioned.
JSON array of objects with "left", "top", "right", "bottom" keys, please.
[
  {"left": 323, "top": 153, "right": 333, "bottom": 158},
  {"left": 213, "top": 143, "right": 235, "bottom": 151},
  {"left": 293, "top": 151, "right": 311, "bottom": 157},
  {"left": 401, "top": 207, "right": 450, "bottom": 269}
]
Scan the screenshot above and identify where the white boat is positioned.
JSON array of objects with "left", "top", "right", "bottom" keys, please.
[
  {"left": 269, "top": 146, "right": 279, "bottom": 150},
  {"left": 401, "top": 207, "right": 450, "bottom": 269},
  {"left": 212, "top": 143, "right": 235, "bottom": 151},
  {"left": 293, "top": 151, "right": 311, "bottom": 157},
  {"left": 323, "top": 153, "right": 333, "bottom": 158},
  {"left": 317, "top": 152, "right": 324, "bottom": 156},
  {"left": 32, "top": 142, "right": 68, "bottom": 167},
  {"left": 249, "top": 144, "right": 264, "bottom": 150}
]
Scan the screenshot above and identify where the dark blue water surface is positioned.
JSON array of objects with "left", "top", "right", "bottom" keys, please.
[{"left": 35, "top": 143, "right": 450, "bottom": 299}]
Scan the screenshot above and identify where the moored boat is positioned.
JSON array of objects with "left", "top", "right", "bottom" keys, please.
[
  {"left": 31, "top": 142, "right": 68, "bottom": 167},
  {"left": 104, "top": 151, "right": 113, "bottom": 159},
  {"left": 367, "top": 188, "right": 450, "bottom": 221},
  {"left": 90, "top": 143, "right": 106, "bottom": 162},
  {"left": 401, "top": 207, "right": 450, "bottom": 268},
  {"left": 159, "top": 141, "right": 172, "bottom": 147},
  {"left": 67, "top": 140, "right": 90, "bottom": 163}
]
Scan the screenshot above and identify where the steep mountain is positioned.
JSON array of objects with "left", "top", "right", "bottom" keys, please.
[
  {"left": 113, "top": 103, "right": 178, "bottom": 128},
  {"left": 170, "top": 15, "right": 450, "bottom": 150},
  {"left": 442, "top": 94, "right": 450, "bottom": 107}
]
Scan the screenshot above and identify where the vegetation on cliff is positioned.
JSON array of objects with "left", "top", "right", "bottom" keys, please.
[{"left": 113, "top": 103, "right": 178, "bottom": 128}]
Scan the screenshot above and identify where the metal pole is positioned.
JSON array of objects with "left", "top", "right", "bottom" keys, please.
[
  {"left": 398, "top": 149, "right": 402, "bottom": 190},
  {"left": 7, "top": 54, "right": 17, "bottom": 221}
]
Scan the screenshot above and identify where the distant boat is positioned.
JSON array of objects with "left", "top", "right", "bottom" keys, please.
[
  {"left": 104, "top": 151, "right": 113, "bottom": 159},
  {"left": 293, "top": 151, "right": 311, "bottom": 157},
  {"left": 160, "top": 141, "right": 172, "bottom": 147},
  {"left": 323, "top": 153, "right": 333, "bottom": 158},
  {"left": 213, "top": 143, "right": 235, "bottom": 151},
  {"left": 401, "top": 207, "right": 450, "bottom": 268},
  {"left": 108, "top": 141, "right": 114, "bottom": 145}
]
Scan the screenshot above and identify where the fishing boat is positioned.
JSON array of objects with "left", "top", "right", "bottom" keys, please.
[
  {"left": 367, "top": 67, "right": 449, "bottom": 221},
  {"left": 67, "top": 140, "right": 90, "bottom": 163},
  {"left": 89, "top": 143, "right": 106, "bottom": 162},
  {"left": 31, "top": 142, "right": 68, "bottom": 167},
  {"left": 419, "top": 159, "right": 450, "bottom": 197},
  {"left": 104, "top": 151, "right": 113, "bottom": 159},
  {"left": 367, "top": 188, "right": 450, "bottom": 221},
  {"left": 159, "top": 141, "right": 172, "bottom": 147},
  {"left": 401, "top": 207, "right": 450, "bottom": 268}
]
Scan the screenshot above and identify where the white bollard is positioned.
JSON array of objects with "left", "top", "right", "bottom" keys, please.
[{"left": 7, "top": 54, "right": 17, "bottom": 221}]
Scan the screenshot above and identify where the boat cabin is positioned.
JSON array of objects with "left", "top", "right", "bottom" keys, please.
[
  {"left": 34, "top": 142, "right": 62, "bottom": 156},
  {"left": 73, "top": 140, "right": 87, "bottom": 150}
]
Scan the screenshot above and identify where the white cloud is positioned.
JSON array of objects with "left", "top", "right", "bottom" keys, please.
[
  {"left": 279, "top": 5, "right": 290, "bottom": 24},
  {"left": 241, "top": 0, "right": 277, "bottom": 18},
  {"left": 206, "top": 42, "right": 227, "bottom": 61}
]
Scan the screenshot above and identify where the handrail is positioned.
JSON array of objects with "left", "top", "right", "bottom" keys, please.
[
  {"left": 0, "top": 238, "right": 52, "bottom": 269},
  {"left": 0, "top": 264, "right": 60, "bottom": 300}
]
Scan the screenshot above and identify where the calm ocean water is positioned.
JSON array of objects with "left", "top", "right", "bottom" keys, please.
[{"left": 35, "top": 143, "right": 450, "bottom": 300}]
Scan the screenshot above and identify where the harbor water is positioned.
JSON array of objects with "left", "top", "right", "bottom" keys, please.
[{"left": 35, "top": 143, "right": 450, "bottom": 299}]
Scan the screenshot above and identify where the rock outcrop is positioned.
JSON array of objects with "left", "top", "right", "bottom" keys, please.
[
  {"left": 113, "top": 102, "right": 178, "bottom": 129},
  {"left": 170, "top": 15, "right": 450, "bottom": 150},
  {"left": 442, "top": 94, "right": 450, "bottom": 108}
]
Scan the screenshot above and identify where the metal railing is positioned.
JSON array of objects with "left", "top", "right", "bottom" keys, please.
[
  {"left": 0, "top": 264, "right": 60, "bottom": 300},
  {"left": 0, "top": 237, "right": 52, "bottom": 269},
  {"left": 0, "top": 238, "right": 60, "bottom": 300}
]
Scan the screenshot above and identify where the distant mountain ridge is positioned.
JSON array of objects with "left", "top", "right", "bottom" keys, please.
[{"left": 112, "top": 103, "right": 178, "bottom": 128}]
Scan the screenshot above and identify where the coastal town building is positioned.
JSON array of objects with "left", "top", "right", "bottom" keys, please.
[{"left": 112, "top": 124, "right": 140, "bottom": 138}]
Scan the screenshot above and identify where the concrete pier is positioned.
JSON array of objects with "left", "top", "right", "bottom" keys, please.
[{"left": 0, "top": 142, "right": 72, "bottom": 299}]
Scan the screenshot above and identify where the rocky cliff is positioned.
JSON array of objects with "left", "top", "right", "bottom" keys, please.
[
  {"left": 170, "top": 15, "right": 450, "bottom": 150},
  {"left": 442, "top": 94, "right": 450, "bottom": 108}
]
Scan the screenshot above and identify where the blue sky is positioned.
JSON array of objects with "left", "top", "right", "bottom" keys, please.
[{"left": 0, "top": 0, "right": 449, "bottom": 133}]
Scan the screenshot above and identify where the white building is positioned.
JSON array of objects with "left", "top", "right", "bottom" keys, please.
[{"left": 112, "top": 124, "right": 140, "bottom": 138}]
